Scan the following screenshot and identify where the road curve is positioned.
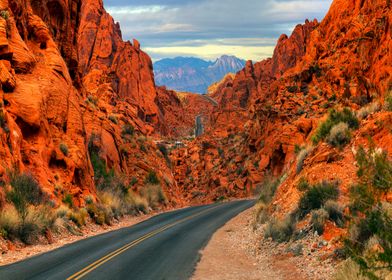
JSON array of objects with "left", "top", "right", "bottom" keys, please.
[{"left": 0, "top": 200, "right": 254, "bottom": 280}]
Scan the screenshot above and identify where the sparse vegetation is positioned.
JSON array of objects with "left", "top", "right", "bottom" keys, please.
[
  {"left": 344, "top": 145, "right": 392, "bottom": 279},
  {"left": 385, "top": 93, "right": 392, "bottom": 112},
  {"left": 357, "top": 102, "right": 381, "bottom": 120},
  {"left": 122, "top": 123, "right": 134, "bottom": 136},
  {"left": 7, "top": 172, "right": 44, "bottom": 223},
  {"left": 312, "top": 108, "right": 359, "bottom": 144},
  {"left": 264, "top": 216, "right": 296, "bottom": 243},
  {"left": 326, "top": 122, "right": 351, "bottom": 148},
  {"left": 145, "top": 171, "right": 160, "bottom": 185},
  {"left": 0, "top": 10, "right": 9, "bottom": 20},
  {"left": 108, "top": 115, "right": 118, "bottom": 124},
  {"left": 324, "top": 200, "right": 345, "bottom": 227},
  {"left": 296, "top": 146, "right": 313, "bottom": 174},
  {"left": 140, "top": 184, "right": 167, "bottom": 209},
  {"left": 311, "top": 208, "right": 329, "bottom": 234},
  {"left": 60, "top": 143, "right": 69, "bottom": 156},
  {"left": 296, "top": 180, "right": 339, "bottom": 219}
]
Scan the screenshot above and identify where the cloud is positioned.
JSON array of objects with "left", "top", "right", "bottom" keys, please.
[{"left": 104, "top": 0, "right": 333, "bottom": 61}]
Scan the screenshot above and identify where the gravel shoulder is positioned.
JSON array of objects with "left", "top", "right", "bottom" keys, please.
[{"left": 192, "top": 206, "right": 336, "bottom": 280}]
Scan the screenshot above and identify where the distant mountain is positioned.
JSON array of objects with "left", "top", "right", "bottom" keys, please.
[{"left": 153, "top": 55, "right": 246, "bottom": 94}]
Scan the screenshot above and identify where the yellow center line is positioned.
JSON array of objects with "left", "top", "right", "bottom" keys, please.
[{"left": 67, "top": 204, "right": 221, "bottom": 280}]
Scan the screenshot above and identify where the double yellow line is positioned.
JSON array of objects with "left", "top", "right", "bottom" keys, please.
[{"left": 67, "top": 204, "right": 220, "bottom": 280}]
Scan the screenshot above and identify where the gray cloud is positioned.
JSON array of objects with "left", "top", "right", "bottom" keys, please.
[{"left": 104, "top": 0, "right": 333, "bottom": 61}]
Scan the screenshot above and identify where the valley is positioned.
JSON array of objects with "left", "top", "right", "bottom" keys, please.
[{"left": 0, "top": 0, "right": 391, "bottom": 279}]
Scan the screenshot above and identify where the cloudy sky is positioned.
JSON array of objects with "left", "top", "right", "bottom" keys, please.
[{"left": 104, "top": 0, "right": 333, "bottom": 62}]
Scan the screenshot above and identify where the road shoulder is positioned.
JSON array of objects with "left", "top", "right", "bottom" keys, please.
[{"left": 192, "top": 207, "right": 305, "bottom": 280}]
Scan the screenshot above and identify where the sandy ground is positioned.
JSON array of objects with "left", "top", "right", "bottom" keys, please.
[
  {"left": 192, "top": 207, "right": 335, "bottom": 280},
  {"left": 0, "top": 212, "right": 158, "bottom": 266}
]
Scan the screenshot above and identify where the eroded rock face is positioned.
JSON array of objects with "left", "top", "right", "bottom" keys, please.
[{"left": 0, "top": 0, "right": 187, "bottom": 207}]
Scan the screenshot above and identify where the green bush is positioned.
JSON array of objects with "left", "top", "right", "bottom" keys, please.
[
  {"left": 324, "top": 200, "right": 345, "bottom": 227},
  {"left": 297, "top": 177, "right": 310, "bottom": 192},
  {"left": 60, "top": 143, "right": 69, "bottom": 156},
  {"left": 0, "top": 10, "right": 9, "bottom": 20},
  {"left": 385, "top": 93, "right": 392, "bottom": 112},
  {"left": 145, "top": 171, "right": 160, "bottom": 185},
  {"left": 311, "top": 208, "right": 329, "bottom": 234},
  {"left": 7, "top": 172, "right": 44, "bottom": 222},
  {"left": 62, "top": 194, "right": 73, "bottom": 208},
  {"left": 257, "top": 175, "right": 281, "bottom": 204},
  {"left": 108, "top": 115, "right": 118, "bottom": 124},
  {"left": 344, "top": 145, "right": 392, "bottom": 279},
  {"left": 326, "top": 122, "right": 351, "bottom": 148},
  {"left": 122, "top": 124, "right": 134, "bottom": 136},
  {"left": 312, "top": 108, "right": 359, "bottom": 144},
  {"left": 264, "top": 216, "right": 296, "bottom": 243},
  {"left": 141, "top": 184, "right": 167, "bottom": 209},
  {"left": 297, "top": 180, "right": 339, "bottom": 219}
]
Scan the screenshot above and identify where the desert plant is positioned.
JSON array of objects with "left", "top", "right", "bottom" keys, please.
[
  {"left": 297, "top": 177, "right": 310, "bottom": 192},
  {"left": 344, "top": 145, "right": 392, "bottom": 279},
  {"left": 296, "top": 146, "right": 313, "bottom": 174},
  {"left": 311, "top": 208, "right": 329, "bottom": 234},
  {"left": 62, "top": 194, "right": 73, "bottom": 208},
  {"left": 264, "top": 216, "right": 296, "bottom": 243},
  {"left": 122, "top": 123, "right": 134, "bottom": 136},
  {"left": 312, "top": 108, "right": 359, "bottom": 144},
  {"left": 0, "top": 10, "right": 9, "bottom": 20},
  {"left": 254, "top": 202, "right": 269, "bottom": 225},
  {"left": 141, "top": 184, "right": 167, "bottom": 209},
  {"left": 257, "top": 175, "right": 281, "bottom": 204},
  {"left": 335, "top": 259, "right": 370, "bottom": 280},
  {"left": 108, "top": 115, "right": 118, "bottom": 124},
  {"left": 297, "top": 180, "right": 339, "bottom": 219},
  {"left": 7, "top": 172, "right": 44, "bottom": 223},
  {"left": 59, "top": 143, "right": 69, "bottom": 156},
  {"left": 0, "top": 205, "right": 20, "bottom": 239},
  {"left": 385, "top": 93, "right": 392, "bottom": 112},
  {"left": 145, "top": 171, "right": 160, "bottom": 185},
  {"left": 324, "top": 200, "right": 345, "bottom": 227},
  {"left": 326, "top": 122, "right": 351, "bottom": 148},
  {"left": 357, "top": 102, "right": 381, "bottom": 120}
]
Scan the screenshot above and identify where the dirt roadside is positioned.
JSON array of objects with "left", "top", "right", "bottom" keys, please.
[{"left": 192, "top": 207, "right": 335, "bottom": 280}]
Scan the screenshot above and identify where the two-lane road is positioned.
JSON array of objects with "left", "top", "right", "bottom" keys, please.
[{"left": 0, "top": 200, "right": 254, "bottom": 280}]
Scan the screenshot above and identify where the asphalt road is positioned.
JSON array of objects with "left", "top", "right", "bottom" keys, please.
[{"left": 0, "top": 199, "right": 254, "bottom": 280}]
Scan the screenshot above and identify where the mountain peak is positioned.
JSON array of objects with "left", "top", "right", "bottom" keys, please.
[{"left": 154, "top": 55, "right": 245, "bottom": 94}]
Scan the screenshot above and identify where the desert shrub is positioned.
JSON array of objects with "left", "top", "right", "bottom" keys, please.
[
  {"left": 254, "top": 202, "right": 269, "bottom": 225},
  {"left": 294, "top": 144, "right": 302, "bottom": 154},
  {"left": 312, "top": 108, "right": 359, "bottom": 144},
  {"left": 297, "top": 180, "right": 339, "bottom": 219},
  {"left": 59, "top": 143, "right": 69, "bottom": 156},
  {"left": 68, "top": 208, "right": 88, "bottom": 227},
  {"left": 311, "top": 208, "right": 329, "bottom": 234},
  {"left": 264, "top": 216, "right": 296, "bottom": 243},
  {"left": 87, "top": 95, "right": 98, "bottom": 106},
  {"left": 125, "top": 191, "right": 149, "bottom": 214},
  {"left": 355, "top": 146, "right": 392, "bottom": 194},
  {"left": 326, "top": 122, "right": 351, "bottom": 148},
  {"left": 141, "top": 184, "right": 167, "bottom": 209},
  {"left": 257, "top": 175, "right": 281, "bottom": 204},
  {"left": 7, "top": 172, "right": 44, "bottom": 222},
  {"left": 296, "top": 146, "right": 313, "bottom": 174},
  {"left": 324, "top": 200, "right": 345, "bottom": 227},
  {"left": 335, "top": 259, "right": 369, "bottom": 280},
  {"left": 145, "top": 171, "right": 160, "bottom": 185},
  {"left": 344, "top": 145, "right": 392, "bottom": 279},
  {"left": 297, "top": 177, "right": 310, "bottom": 192},
  {"left": 129, "top": 177, "right": 138, "bottom": 186},
  {"left": 0, "top": 10, "right": 9, "bottom": 20},
  {"left": 62, "top": 194, "right": 73, "bottom": 208},
  {"left": 98, "top": 191, "right": 123, "bottom": 219},
  {"left": 108, "top": 115, "right": 118, "bottom": 124},
  {"left": 122, "top": 124, "right": 134, "bottom": 137},
  {"left": 385, "top": 93, "right": 392, "bottom": 112},
  {"left": 0, "top": 205, "right": 20, "bottom": 239},
  {"left": 357, "top": 102, "right": 381, "bottom": 120}
]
